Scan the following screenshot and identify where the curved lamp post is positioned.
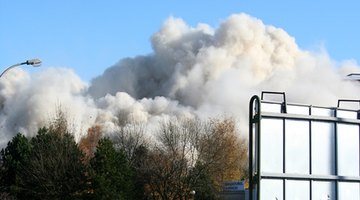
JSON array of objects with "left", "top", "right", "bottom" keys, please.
[{"left": 0, "top": 58, "right": 42, "bottom": 78}]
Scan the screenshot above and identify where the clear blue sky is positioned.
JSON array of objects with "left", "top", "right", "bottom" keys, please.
[{"left": 1, "top": 0, "right": 359, "bottom": 82}]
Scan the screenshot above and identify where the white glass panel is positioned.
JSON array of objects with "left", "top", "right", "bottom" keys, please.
[
  {"left": 337, "top": 124, "right": 360, "bottom": 176},
  {"left": 337, "top": 102, "right": 360, "bottom": 110},
  {"left": 287, "top": 105, "right": 309, "bottom": 115},
  {"left": 312, "top": 181, "right": 335, "bottom": 200},
  {"left": 312, "top": 107, "right": 334, "bottom": 117},
  {"left": 262, "top": 103, "right": 282, "bottom": 113},
  {"left": 260, "top": 179, "right": 283, "bottom": 200},
  {"left": 337, "top": 110, "right": 358, "bottom": 119},
  {"left": 252, "top": 124, "right": 257, "bottom": 173},
  {"left": 261, "top": 119, "right": 283, "bottom": 173},
  {"left": 285, "top": 180, "right": 309, "bottom": 200},
  {"left": 312, "top": 122, "right": 335, "bottom": 175},
  {"left": 338, "top": 182, "right": 360, "bottom": 200},
  {"left": 285, "top": 120, "right": 309, "bottom": 174}
]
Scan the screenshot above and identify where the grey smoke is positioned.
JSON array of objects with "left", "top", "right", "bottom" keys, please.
[{"left": 1, "top": 13, "right": 359, "bottom": 147}]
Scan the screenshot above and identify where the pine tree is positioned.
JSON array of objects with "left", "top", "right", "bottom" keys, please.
[{"left": 90, "top": 138, "right": 135, "bottom": 200}]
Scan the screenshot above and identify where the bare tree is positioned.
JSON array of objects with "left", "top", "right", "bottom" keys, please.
[
  {"left": 153, "top": 119, "right": 199, "bottom": 199},
  {"left": 138, "top": 117, "right": 248, "bottom": 199},
  {"left": 47, "top": 104, "right": 78, "bottom": 138},
  {"left": 111, "top": 121, "right": 149, "bottom": 165}
]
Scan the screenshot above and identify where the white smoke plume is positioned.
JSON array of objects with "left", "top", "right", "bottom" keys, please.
[{"left": 1, "top": 13, "right": 360, "bottom": 147}]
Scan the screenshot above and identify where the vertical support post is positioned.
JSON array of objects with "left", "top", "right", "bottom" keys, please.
[
  {"left": 261, "top": 91, "right": 287, "bottom": 113},
  {"left": 334, "top": 109, "right": 339, "bottom": 199},
  {"left": 249, "top": 95, "right": 261, "bottom": 200},
  {"left": 309, "top": 106, "right": 313, "bottom": 200}
]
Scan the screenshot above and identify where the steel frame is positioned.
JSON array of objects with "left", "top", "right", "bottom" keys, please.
[{"left": 249, "top": 92, "right": 360, "bottom": 200}]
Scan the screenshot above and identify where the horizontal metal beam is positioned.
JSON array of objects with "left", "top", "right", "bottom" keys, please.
[
  {"left": 261, "top": 172, "right": 360, "bottom": 182},
  {"left": 261, "top": 112, "right": 360, "bottom": 125}
]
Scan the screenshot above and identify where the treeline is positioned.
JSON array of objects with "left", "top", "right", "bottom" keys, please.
[{"left": 0, "top": 112, "right": 248, "bottom": 200}]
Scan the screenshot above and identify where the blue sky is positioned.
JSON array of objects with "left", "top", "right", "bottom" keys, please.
[{"left": 1, "top": 0, "right": 359, "bottom": 82}]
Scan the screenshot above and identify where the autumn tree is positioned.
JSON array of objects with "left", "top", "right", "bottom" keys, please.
[
  {"left": 79, "top": 125, "right": 102, "bottom": 162},
  {"left": 197, "top": 118, "right": 248, "bottom": 189}
]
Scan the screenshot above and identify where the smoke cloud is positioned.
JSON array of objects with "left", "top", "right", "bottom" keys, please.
[{"left": 1, "top": 13, "right": 359, "bottom": 147}]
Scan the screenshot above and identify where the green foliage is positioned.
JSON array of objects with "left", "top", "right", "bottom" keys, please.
[
  {"left": 0, "top": 129, "right": 88, "bottom": 200},
  {"left": 189, "top": 163, "right": 217, "bottom": 200},
  {"left": 0, "top": 133, "right": 31, "bottom": 197},
  {"left": 17, "top": 128, "right": 86, "bottom": 200},
  {"left": 90, "top": 138, "right": 135, "bottom": 200},
  {"left": 131, "top": 145, "right": 150, "bottom": 199},
  {"left": 0, "top": 116, "right": 249, "bottom": 200}
]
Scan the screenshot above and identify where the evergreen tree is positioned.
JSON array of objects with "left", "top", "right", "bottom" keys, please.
[
  {"left": 90, "top": 138, "right": 135, "bottom": 200},
  {"left": 17, "top": 128, "right": 87, "bottom": 200},
  {"left": 188, "top": 163, "right": 217, "bottom": 200},
  {"left": 0, "top": 133, "right": 31, "bottom": 198}
]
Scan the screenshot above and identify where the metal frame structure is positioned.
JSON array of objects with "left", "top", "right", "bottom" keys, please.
[{"left": 249, "top": 92, "right": 360, "bottom": 200}]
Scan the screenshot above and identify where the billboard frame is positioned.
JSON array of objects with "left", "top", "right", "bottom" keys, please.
[{"left": 249, "top": 92, "right": 360, "bottom": 200}]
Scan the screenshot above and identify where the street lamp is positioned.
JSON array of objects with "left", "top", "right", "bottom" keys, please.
[{"left": 0, "top": 58, "right": 42, "bottom": 78}]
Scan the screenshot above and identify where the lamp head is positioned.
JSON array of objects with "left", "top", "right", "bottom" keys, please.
[{"left": 26, "top": 59, "right": 42, "bottom": 67}]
